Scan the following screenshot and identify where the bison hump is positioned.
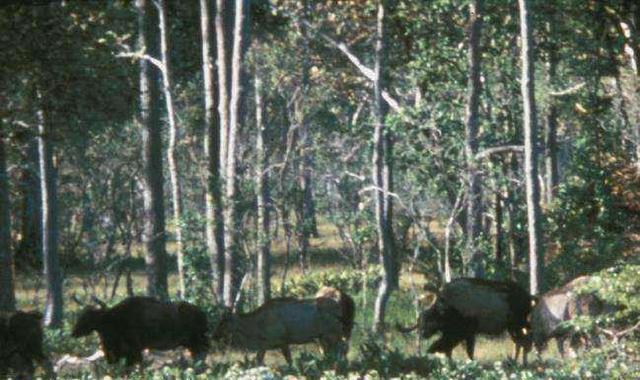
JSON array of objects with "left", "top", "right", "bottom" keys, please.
[{"left": 441, "top": 279, "right": 511, "bottom": 334}]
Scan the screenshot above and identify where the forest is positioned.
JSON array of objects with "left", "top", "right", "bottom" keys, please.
[{"left": 0, "top": 0, "right": 639, "bottom": 379}]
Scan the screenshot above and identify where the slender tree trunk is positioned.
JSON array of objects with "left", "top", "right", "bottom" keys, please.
[
  {"left": 295, "top": 0, "right": 317, "bottom": 271},
  {"left": 544, "top": 24, "right": 559, "bottom": 204},
  {"left": 16, "top": 138, "right": 41, "bottom": 266},
  {"left": 464, "top": 0, "right": 484, "bottom": 278},
  {"left": 157, "top": 0, "right": 185, "bottom": 298},
  {"left": 493, "top": 187, "right": 503, "bottom": 264},
  {"left": 372, "top": 0, "right": 397, "bottom": 333},
  {"left": 223, "top": 0, "right": 247, "bottom": 307},
  {"left": 201, "top": 0, "right": 225, "bottom": 301},
  {"left": 37, "top": 100, "right": 63, "bottom": 327},
  {"left": 0, "top": 124, "right": 16, "bottom": 312},
  {"left": 254, "top": 52, "right": 271, "bottom": 305},
  {"left": 215, "top": 0, "right": 230, "bottom": 178},
  {"left": 519, "top": 0, "right": 544, "bottom": 295},
  {"left": 137, "top": 0, "right": 168, "bottom": 300}
]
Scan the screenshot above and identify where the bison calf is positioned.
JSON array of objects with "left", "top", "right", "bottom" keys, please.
[
  {"left": 213, "top": 293, "right": 352, "bottom": 365},
  {"left": 71, "top": 296, "right": 209, "bottom": 367},
  {"left": 0, "top": 310, "right": 53, "bottom": 379},
  {"left": 530, "top": 276, "right": 611, "bottom": 357},
  {"left": 399, "top": 278, "right": 533, "bottom": 363}
]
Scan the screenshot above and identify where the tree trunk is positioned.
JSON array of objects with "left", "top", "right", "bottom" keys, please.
[
  {"left": 223, "top": 0, "right": 247, "bottom": 307},
  {"left": 137, "top": 0, "right": 168, "bottom": 300},
  {"left": 295, "top": 0, "right": 317, "bottom": 272},
  {"left": 544, "top": 23, "right": 559, "bottom": 204},
  {"left": 372, "top": 0, "right": 397, "bottom": 333},
  {"left": 464, "top": 0, "right": 484, "bottom": 278},
  {"left": 157, "top": 0, "right": 185, "bottom": 298},
  {"left": 201, "top": 0, "right": 225, "bottom": 301},
  {"left": 16, "top": 138, "right": 41, "bottom": 266},
  {"left": 0, "top": 125, "right": 16, "bottom": 313},
  {"left": 518, "top": 0, "right": 544, "bottom": 295},
  {"left": 493, "top": 188, "right": 503, "bottom": 264},
  {"left": 254, "top": 52, "right": 271, "bottom": 305},
  {"left": 37, "top": 100, "right": 63, "bottom": 327},
  {"left": 215, "top": 0, "right": 230, "bottom": 177}
]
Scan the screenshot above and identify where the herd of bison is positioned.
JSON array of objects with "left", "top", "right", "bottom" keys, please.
[{"left": 0, "top": 276, "right": 611, "bottom": 378}]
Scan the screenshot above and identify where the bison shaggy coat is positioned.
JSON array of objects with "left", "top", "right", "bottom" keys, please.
[
  {"left": 399, "top": 278, "right": 533, "bottom": 363},
  {"left": 71, "top": 296, "right": 208, "bottom": 367},
  {"left": 0, "top": 310, "right": 52, "bottom": 379},
  {"left": 213, "top": 296, "right": 348, "bottom": 365}
]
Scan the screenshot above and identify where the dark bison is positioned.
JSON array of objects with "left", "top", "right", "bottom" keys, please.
[
  {"left": 530, "top": 275, "right": 612, "bottom": 357},
  {"left": 315, "top": 287, "right": 356, "bottom": 340},
  {"left": 398, "top": 278, "right": 533, "bottom": 363},
  {"left": 71, "top": 296, "right": 209, "bottom": 367},
  {"left": 213, "top": 293, "right": 352, "bottom": 365},
  {"left": 0, "top": 310, "right": 53, "bottom": 379}
]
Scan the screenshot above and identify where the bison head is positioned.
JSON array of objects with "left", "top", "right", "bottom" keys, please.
[
  {"left": 211, "top": 309, "right": 235, "bottom": 345},
  {"left": 418, "top": 305, "right": 444, "bottom": 339},
  {"left": 72, "top": 307, "right": 105, "bottom": 337}
]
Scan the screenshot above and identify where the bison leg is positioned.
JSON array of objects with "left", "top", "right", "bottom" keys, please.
[
  {"left": 464, "top": 335, "right": 475, "bottom": 360},
  {"left": 280, "top": 346, "right": 292, "bottom": 366},
  {"left": 555, "top": 336, "right": 566, "bottom": 358},
  {"left": 428, "top": 336, "right": 459, "bottom": 359},
  {"left": 256, "top": 350, "right": 266, "bottom": 365}
]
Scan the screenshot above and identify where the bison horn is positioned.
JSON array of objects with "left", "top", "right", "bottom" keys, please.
[
  {"left": 91, "top": 296, "right": 108, "bottom": 309},
  {"left": 396, "top": 322, "right": 419, "bottom": 333}
]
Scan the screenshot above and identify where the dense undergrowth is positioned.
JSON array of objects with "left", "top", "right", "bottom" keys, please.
[{"left": 30, "top": 264, "right": 638, "bottom": 379}]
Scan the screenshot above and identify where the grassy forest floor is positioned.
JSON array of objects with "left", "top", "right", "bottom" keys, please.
[{"left": 12, "top": 222, "right": 640, "bottom": 379}]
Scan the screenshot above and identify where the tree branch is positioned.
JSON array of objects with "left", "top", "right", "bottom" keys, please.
[
  {"left": 549, "top": 82, "right": 586, "bottom": 97},
  {"left": 475, "top": 145, "right": 524, "bottom": 160},
  {"left": 301, "top": 20, "right": 402, "bottom": 113}
]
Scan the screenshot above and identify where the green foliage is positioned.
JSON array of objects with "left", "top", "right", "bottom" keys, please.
[{"left": 282, "top": 265, "right": 382, "bottom": 298}]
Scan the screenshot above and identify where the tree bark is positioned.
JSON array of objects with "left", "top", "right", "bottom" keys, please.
[
  {"left": 215, "top": 0, "right": 230, "bottom": 177},
  {"left": 372, "top": 0, "right": 397, "bottom": 333},
  {"left": 157, "top": 0, "right": 185, "bottom": 298},
  {"left": 519, "top": 0, "right": 544, "bottom": 295},
  {"left": 37, "top": 99, "right": 63, "bottom": 327},
  {"left": 254, "top": 51, "right": 271, "bottom": 305},
  {"left": 0, "top": 124, "right": 16, "bottom": 313},
  {"left": 201, "top": 0, "right": 225, "bottom": 301},
  {"left": 295, "top": 0, "right": 317, "bottom": 273},
  {"left": 137, "top": 0, "right": 168, "bottom": 300},
  {"left": 464, "top": 0, "right": 484, "bottom": 278},
  {"left": 16, "top": 137, "right": 41, "bottom": 266},
  {"left": 223, "top": 0, "right": 247, "bottom": 307}
]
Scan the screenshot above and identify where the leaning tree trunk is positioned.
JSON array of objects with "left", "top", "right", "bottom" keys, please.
[
  {"left": 137, "top": 0, "right": 168, "bottom": 300},
  {"left": 37, "top": 100, "right": 63, "bottom": 327},
  {"left": 201, "top": 0, "right": 225, "bottom": 301},
  {"left": 0, "top": 123, "right": 16, "bottom": 313},
  {"left": 157, "top": 0, "right": 185, "bottom": 298},
  {"left": 464, "top": 0, "right": 484, "bottom": 278},
  {"left": 254, "top": 50, "right": 271, "bottom": 305},
  {"left": 372, "top": 0, "right": 397, "bottom": 333},
  {"left": 518, "top": 0, "right": 544, "bottom": 295},
  {"left": 223, "top": 0, "right": 247, "bottom": 307}
]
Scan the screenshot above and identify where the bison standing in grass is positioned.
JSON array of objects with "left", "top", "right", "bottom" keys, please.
[
  {"left": 0, "top": 310, "right": 53, "bottom": 379},
  {"left": 529, "top": 275, "right": 612, "bottom": 357},
  {"left": 213, "top": 290, "right": 354, "bottom": 365},
  {"left": 398, "top": 278, "right": 533, "bottom": 363},
  {"left": 71, "top": 296, "right": 209, "bottom": 368}
]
